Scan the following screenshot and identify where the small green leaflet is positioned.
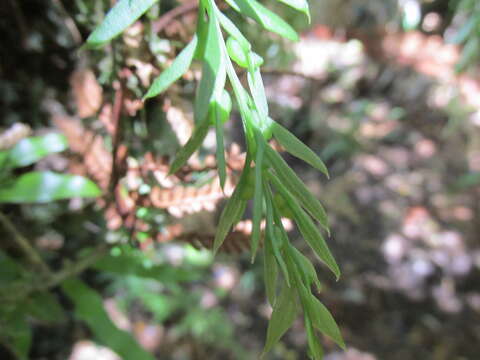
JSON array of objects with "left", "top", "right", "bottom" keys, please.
[
  {"left": 0, "top": 308, "right": 31, "bottom": 360},
  {"left": 306, "top": 296, "right": 345, "bottom": 349},
  {"left": 194, "top": 8, "right": 226, "bottom": 123},
  {"left": 452, "top": 15, "right": 478, "bottom": 44},
  {"left": 265, "top": 146, "right": 329, "bottom": 231},
  {"left": 62, "top": 278, "right": 154, "bottom": 360},
  {"left": 264, "top": 185, "right": 290, "bottom": 286},
  {"left": 261, "top": 284, "right": 298, "bottom": 357},
  {"left": 215, "top": 103, "right": 227, "bottom": 189},
  {"left": 86, "top": 0, "right": 159, "bottom": 48},
  {"left": 168, "top": 115, "right": 211, "bottom": 175},
  {"left": 264, "top": 234, "right": 278, "bottom": 306},
  {"left": 5, "top": 133, "right": 68, "bottom": 168},
  {"left": 250, "top": 132, "right": 266, "bottom": 262},
  {"left": 213, "top": 163, "right": 250, "bottom": 253},
  {"left": 227, "top": 37, "right": 249, "bottom": 68},
  {"left": 276, "top": 0, "right": 311, "bottom": 23},
  {"left": 229, "top": 0, "right": 299, "bottom": 41},
  {"left": 144, "top": 36, "right": 198, "bottom": 100},
  {"left": 288, "top": 245, "right": 322, "bottom": 292},
  {"left": 305, "top": 315, "right": 324, "bottom": 360},
  {"left": 216, "top": 10, "right": 251, "bottom": 51},
  {"left": 0, "top": 171, "right": 101, "bottom": 203},
  {"left": 23, "top": 293, "right": 66, "bottom": 325},
  {"left": 272, "top": 122, "right": 329, "bottom": 178},
  {"left": 269, "top": 172, "right": 340, "bottom": 279},
  {"left": 247, "top": 68, "right": 269, "bottom": 119}
]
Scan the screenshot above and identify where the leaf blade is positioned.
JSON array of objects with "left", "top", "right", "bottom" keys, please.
[
  {"left": 0, "top": 171, "right": 101, "bottom": 203},
  {"left": 265, "top": 146, "right": 329, "bottom": 231},
  {"left": 86, "top": 0, "right": 159, "bottom": 48},
  {"left": 272, "top": 122, "right": 329, "bottom": 178},
  {"left": 144, "top": 36, "right": 198, "bottom": 100}
]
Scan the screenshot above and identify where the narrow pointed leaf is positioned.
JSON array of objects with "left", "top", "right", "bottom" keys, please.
[
  {"left": 213, "top": 163, "right": 250, "bottom": 253},
  {"left": 228, "top": 0, "right": 299, "bottom": 41},
  {"left": 215, "top": 104, "right": 227, "bottom": 189},
  {"left": 306, "top": 296, "right": 345, "bottom": 349},
  {"left": 144, "top": 36, "right": 198, "bottom": 99},
  {"left": 276, "top": 0, "right": 311, "bottom": 23},
  {"left": 264, "top": 233, "right": 278, "bottom": 306},
  {"left": 168, "top": 116, "right": 211, "bottom": 175},
  {"left": 262, "top": 284, "right": 298, "bottom": 356},
  {"left": 6, "top": 133, "right": 67, "bottom": 168},
  {"left": 216, "top": 10, "right": 251, "bottom": 51},
  {"left": 62, "top": 278, "right": 154, "bottom": 360},
  {"left": 247, "top": 68, "right": 268, "bottom": 118},
  {"left": 269, "top": 173, "right": 340, "bottom": 279},
  {"left": 86, "top": 0, "right": 159, "bottom": 48},
  {"left": 305, "top": 315, "right": 324, "bottom": 360},
  {"left": 194, "top": 13, "right": 225, "bottom": 123},
  {"left": 251, "top": 132, "right": 266, "bottom": 262},
  {"left": 0, "top": 171, "right": 101, "bottom": 203},
  {"left": 272, "top": 122, "right": 329, "bottom": 177},
  {"left": 265, "top": 146, "right": 329, "bottom": 231},
  {"left": 289, "top": 245, "right": 322, "bottom": 292},
  {"left": 264, "top": 185, "right": 290, "bottom": 285},
  {"left": 227, "top": 36, "right": 249, "bottom": 68}
]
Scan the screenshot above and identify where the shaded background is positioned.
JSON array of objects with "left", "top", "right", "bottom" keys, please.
[{"left": 1, "top": 0, "right": 480, "bottom": 359}]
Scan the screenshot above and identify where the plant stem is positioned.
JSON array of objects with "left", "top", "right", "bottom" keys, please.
[{"left": 0, "top": 211, "right": 52, "bottom": 276}]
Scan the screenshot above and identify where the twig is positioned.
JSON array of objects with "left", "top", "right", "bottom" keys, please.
[
  {"left": 108, "top": 83, "right": 124, "bottom": 195},
  {"left": 152, "top": 0, "right": 199, "bottom": 33},
  {"left": 0, "top": 212, "right": 52, "bottom": 276},
  {"left": 1, "top": 244, "right": 109, "bottom": 302},
  {"left": 51, "top": 0, "right": 83, "bottom": 46}
]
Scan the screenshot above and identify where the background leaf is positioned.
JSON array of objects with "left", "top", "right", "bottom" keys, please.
[
  {"left": 272, "top": 123, "right": 329, "bottom": 177},
  {"left": 62, "top": 278, "right": 154, "bottom": 360},
  {"left": 0, "top": 171, "right": 101, "bottom": 203},
  {"left": 86, "top": 0, "right": 159, "bottom": 48},
  {"left": 144, "top": 36, "right": 198, "bottom": 99},
  {"left": 5, "top": 134, "right": 68, "bottom": 169},
  {"left": 228, "top": 0, "right": 299, "bottom": 41},
  {"left": 262, "top": 284, "right": 298, "bottom": 356}
]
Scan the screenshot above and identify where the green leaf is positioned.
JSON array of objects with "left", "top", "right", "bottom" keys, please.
[
  {"left": 144, "top": 36, "right": 198, "bottom": 99},
  {"left": 264, "top": 185, "right": 290, "bottom": 286},
  {"left": 94, "top": 249, "right": 199, "bottom": 283},
  {"left": 305, "top": 315, "right": 324, "bottom": 360},
  {"left": 0, "top": 308, "right": 31, "bottom": 360},
  {"left": 0, "top": 171, "right": 101, "bottom": 203},
  {"left": 456, "top": 37, "right": 480, "bottom": 72},
  {"left": 261, "top": 284, "right": 298, "bottom": 357},
  {"left": 168, "top": 116, "right": 211, "bottom": 175},
  {"left": 6, "top": 134, "right": 68, "bottom": 168},
  {"left": 269, "top": 173, "right": 340, "bottom": 279},
  {"left": 289, "top": 245, "right": 322, "bottom": 292},
  {"left": 228, "top": 0, "right": 299, "bottom": 41},
  {"left": 24, "top": 292, "right": 66, "bottom": 324},
  {"left": 86, "top": 0, "right": 159, "bottom": 48},
  {"left": 265, "top": 146, "right": 329, "bottom": 231},
  {"left": 272, "top": 122, "right": 329, "bottom": 178},
  {"left": 276, "top": 0, "right": 311, "bottom": 23},
  {"left": 247, "top": 68, "right": 269, "bottom": 119},
  {"left": 264, "top": 232, "right": 278, "bottom": 306},
  {"left": 452, "top": 15, "right": 478, "bottom": 44},
  {"left": 194, "top": 11, "right": 226, "bottom": 123},
  {"left": 251, "top": 132, "right": 266, "bottom": 262},
  {"left": 306, "top": 296, "right": 345, "bottom": 349},
  {"left": 215, "top": 103, "right": 227, "bottom": 189},
  {"left": 216, "top": 11, "right": 251, "bottom": 51},
  {"left": 227, "top": 36, "right": 249, "bottom": 68},
  {"left": 213, "top": 162, "right": 250, "bottom": 253},
  {"left": 62, "top": 278, "right": 154, "bottom": 360}
]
